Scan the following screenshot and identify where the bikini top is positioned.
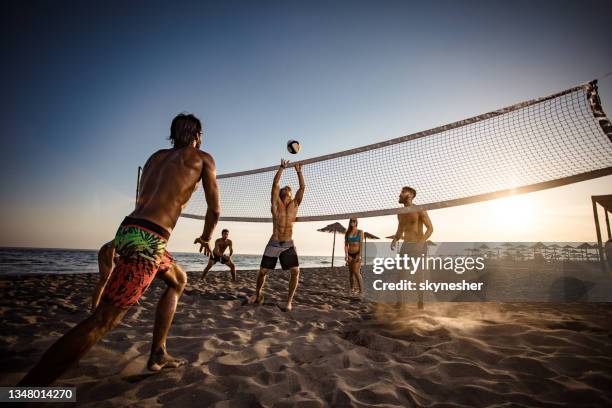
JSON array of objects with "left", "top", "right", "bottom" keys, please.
[{"left": 346, "top": 230, "right": 361, "bottom": 243}]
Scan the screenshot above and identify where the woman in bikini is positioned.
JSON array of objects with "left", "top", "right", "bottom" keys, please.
[{"left": 344, "top": 218, "right": 364, "bottom": 296}]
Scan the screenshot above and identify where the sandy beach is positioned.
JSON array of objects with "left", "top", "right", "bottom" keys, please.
[{"left": 1, "top": 267, "right": 612, "bottom": 407}]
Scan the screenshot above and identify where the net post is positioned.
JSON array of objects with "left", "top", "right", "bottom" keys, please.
[
  {"left": 136, "top": 166, "right": 142, "bottom": 209},
  {"left": 587, "top": 80, "right": 612, "bottom": 143},
  {"left": 605, "top": 208, "right": 611, "bottom": 241},
  {"left": 592, "top": 196, "right": 606, "bottom": 274}
]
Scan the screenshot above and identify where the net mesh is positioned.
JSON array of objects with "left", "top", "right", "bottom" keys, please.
[{"left": 182, "top": 81, "right": 612, "bottom": 222}]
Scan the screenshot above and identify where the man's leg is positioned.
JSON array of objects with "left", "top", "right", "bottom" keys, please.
[
  {"left": 248, "top": 267, "right": 270, "bottom": 304},
  {"left": 18, "top": 302, "right": 127, "bottom": 386},
  {"left": 92, "top": 242, "right": 114, "bottom": 312},
  {"left": 254, "top": 267, "right": 270, "bottom": 302},
  {"left": 226, "top": 260, "right": 237, "bottom": 282},
  {"left": 148, "top": 264, "right": 187, "bottom": 371},
  {"left": 286, "top": 267, "right": 300, "bottom": 311},
  {"left": 200, "top": 258, "right": 215, "bottom": 281}
]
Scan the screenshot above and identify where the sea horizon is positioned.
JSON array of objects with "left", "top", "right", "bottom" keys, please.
[{"left": 0, "top": 247, "right": 348, "bottom": 276}]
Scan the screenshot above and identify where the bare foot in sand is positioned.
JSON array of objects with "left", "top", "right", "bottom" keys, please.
[
  {"left": 285, "top": 302, "right": 293, "bottom": 312},
  {"left": 147, "top": 349, "right": 187, "bottom": 372},
  {"left": 245, "top": 293, "right": 264, "bottom": 305}
]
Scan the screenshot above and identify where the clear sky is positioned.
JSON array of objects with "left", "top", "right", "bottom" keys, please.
[{"left": 1, "top": 0, "right": 611, "bottom": 255}]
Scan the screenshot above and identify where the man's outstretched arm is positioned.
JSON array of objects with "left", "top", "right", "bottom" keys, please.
[
  {"left": 196, "top": 153, "right": 220, "bottom": 255},
  {"left": 271, "top": 159, "right": 288, "bottom": 204},
  {"left": 294, "top": 163, "right": 305, "bottom": 206}
]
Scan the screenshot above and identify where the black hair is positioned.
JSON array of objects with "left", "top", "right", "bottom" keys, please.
[
  {"left": 402, "top": 186, "right": 417, "bottom": 197},
  {"left": 222, "top": 229, "right": 229, "bottom": 234},
  {"left": 169, "top": 113, "right": 202, "bottom": 148}
]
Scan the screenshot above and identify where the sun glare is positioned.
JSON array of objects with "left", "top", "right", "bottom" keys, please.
[{"left": 487, "top": 194, "right": 536, "bottom": 232}]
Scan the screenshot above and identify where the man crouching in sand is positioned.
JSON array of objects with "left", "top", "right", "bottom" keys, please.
[
  {"left": 19, "top": 113, "right": 220, "bottom": 386},
  {"left": 247, "top": 159, "right": 305, "bottom": 311}
]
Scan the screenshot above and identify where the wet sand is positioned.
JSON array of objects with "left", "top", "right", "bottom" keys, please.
[{"left": 1, "top": 267, "right": 612, "bottom": 407}]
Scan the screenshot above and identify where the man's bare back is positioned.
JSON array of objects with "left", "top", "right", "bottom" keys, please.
[
  {"left": 19, "top": 113, "right": 221, "bottom": 386},
  {"left": 133, "top": 147, "right": 218, "bottom": 236}
]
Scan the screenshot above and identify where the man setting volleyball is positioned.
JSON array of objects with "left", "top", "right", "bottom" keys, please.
[
  {"left": 200, "top": 229, "right": 236, "bottom": 282},
  {"left": 247, "top": 158, "right": 305, "bottom": 311},
  {"left": 20, "top": 113, "right": 221, "bottom": 386}
]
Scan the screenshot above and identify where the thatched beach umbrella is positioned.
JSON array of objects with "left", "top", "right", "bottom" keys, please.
[
  {"left": 317, "top": 222, "right": 346, "bottom": 268},
  {"left": 548, "top": 244, "right": 560, "bottom": 261},
  {"left": 364, "top": 232, "right": 379, "bottom": 240},
  {"left": 514, "top": 244, "right": 527, "bottom": 260},
  {"left": 562, "top": 244, "right": 574, "bottom": 260},
  {"left": 501, "top": 242, "right": 514, "bottom": 256},
  {"left": 531, "top": 242, "right": 547, "bottom": 259},
  {"left": 577, "top": 243, "right": 592, "bottom": 261}
]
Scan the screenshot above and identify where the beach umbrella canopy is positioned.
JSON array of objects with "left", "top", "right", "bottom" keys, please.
[
  {"left": 532, "top": 242, "right": 548, "bottom": 249},
  {"left": 318, "top": 222, "right": 347, "bottom": 268},
  {"left": 361, "top": 231, "right": 379, "bottom": 267},
  {"left": 501, "top": 242, "right": 514, "bottom": 248},
  {"left": 577, "top": 243, "right": 592, "bottom": 249},
  {"left": 479, "top": 244, "right": 490, "bottom": 250},
  {"left": 317, "top": 222, "right": 346, "bottom": 234}
]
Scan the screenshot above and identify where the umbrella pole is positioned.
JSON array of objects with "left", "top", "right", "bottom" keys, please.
[
  {"left": 332, "top": 230, "right": 336, "bottom": 268},
  {"left": 363, "top": 236, "right": 367, "bottom": 267}
]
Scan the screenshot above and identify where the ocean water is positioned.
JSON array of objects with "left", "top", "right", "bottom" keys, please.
[{"left": 0, "top": 247, "right": 345, "bottom": 276}]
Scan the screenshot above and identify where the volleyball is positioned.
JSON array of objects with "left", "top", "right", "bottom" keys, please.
[{"left": 287, "top": 140, "right": 301, "bottom": 154}]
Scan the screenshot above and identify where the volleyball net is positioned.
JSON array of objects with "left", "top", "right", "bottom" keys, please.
[{"left": 181, "top": 80, "right": 612, "bottom": 222}]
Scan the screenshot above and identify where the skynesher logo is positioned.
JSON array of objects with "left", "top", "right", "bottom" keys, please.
[{"left": 372, "top": 255, "right": 485, "bottom": 275}]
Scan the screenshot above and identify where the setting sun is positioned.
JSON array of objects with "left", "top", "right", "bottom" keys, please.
[{"left": 486, "top": 194, "right": 536, "bottom": 232}]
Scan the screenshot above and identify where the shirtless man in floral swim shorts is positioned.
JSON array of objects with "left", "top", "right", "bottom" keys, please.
[{"left": 20, "top": 113, "right": 220, "bottom": 385}]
